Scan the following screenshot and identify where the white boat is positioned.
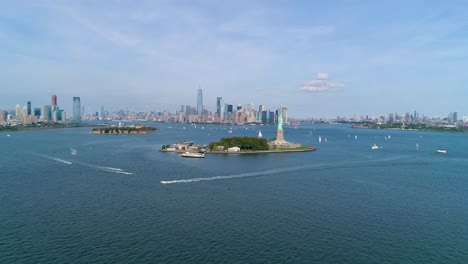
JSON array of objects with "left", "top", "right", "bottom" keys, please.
[
  {"left": 319, "top": 136, "right": 322, "bottom": 143},
  {"left": 6, "top": 134, "right": 10, "bottom": 137},
  {"left": 228, "top": 129, "right": 233, "bottom": 134},
  {"left": 258, "top": 130, "right": 263, "bottom": 138},
  {"left": 436, "top": 149, "right": 447, "bottom": 154},
  {"left": 388, "top": 135, "right": 391, "bottom": 139},
  {"left": 416, "top": 143, "right": 419, "bottom": 150},
  {"left": 181, "top": 152, "right": 205, "bottom": 158},
  {"left": 354, "top": 135, "right": 357, "bottom": 139},
  {"left": 324, "top": 138, "right": 327, "bottom": 142},
  {"left": 371, "top": 144, "right": 380, "bottom": 150}
]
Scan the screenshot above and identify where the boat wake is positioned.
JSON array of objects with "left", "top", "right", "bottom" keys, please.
[
  {"left": 160, "top": 157, "right": 428, "bottom": 185},
  {"left": 161, "top": 165, "right": 309, "bottom": 184},
  {"left": 35, "top": 154, "right": 73, "bottom": 165},
  {"left": 50, "top": 158, "right": 72, "bottom": 165},
  {"left": 77, "top": 162, "right": 134, "bottom": 175}
]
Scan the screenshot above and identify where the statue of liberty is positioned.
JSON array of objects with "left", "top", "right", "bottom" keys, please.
[{"left": 278, "top": 112, "right": 283, "bottom": 131}]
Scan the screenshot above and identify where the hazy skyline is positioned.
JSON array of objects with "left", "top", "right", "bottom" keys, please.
[{"left": 1, "top": 1, "right": 467, "bottom": 118}]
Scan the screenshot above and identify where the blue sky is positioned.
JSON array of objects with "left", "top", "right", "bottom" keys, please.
[{"left": 1, "top": 0, "right": 467, "bottom": 118}]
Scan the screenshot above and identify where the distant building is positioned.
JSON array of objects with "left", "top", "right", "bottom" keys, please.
[
  {"left": 15, "top": 104, "right": 21, "bottom": 121},
  {"left": 268, "top": 111, "right": 275, "bottom": 124},
  {"left": 0, "top": 110, "right": 7, "bottom": 122},
  {"left": 216, "top": 97, "right": 224, "bottom": 121},
  {"left": 33, "top": 108, "right": 41, "bottom": 117},
  {"left": 228, "top": 147, "right": 240, "bottom": 152},
  {"left": 27, "top": 101, "right": 32, "bottom": 115},
  {"left": 261, "top": 111, "right": 267, "bottom": 124},
  {"left": 197, "top": 89, "right": 203, "bottom": 116},
  {"left": 73, "top": 97, "right": 81, "bottom": 123},
  {"left": 52, "top": 107, "right": 59, "bottom": 122},
  {"left": 51, "top": 95, "right": 57, "bottom": 107},
  {"left": 43, "top": 105, "right": 51, "bottom": 121},
  {"left": 22, "top": 106, "right": 28, "bottom": 123}
]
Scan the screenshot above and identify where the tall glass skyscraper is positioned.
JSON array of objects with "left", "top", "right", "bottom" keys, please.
[
  {"left": 216, "top": 97, "right": 224, "bottom": 119},
  {"left": 27, "top": 101, "right": 31, "bottom": 115},
  {"left": 197, "top": 89, "right": 203, "bottom": 116},
  {"left": 73, "top": 97, "right": 81, "bottom": 123}
]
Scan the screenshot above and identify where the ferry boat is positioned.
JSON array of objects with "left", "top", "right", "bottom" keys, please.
[
  {"left": 436, "top": 149, "right": 447, "bottom": 154},
  {"left": 181, "top": 152, "right": 205, "bottom": 158}
]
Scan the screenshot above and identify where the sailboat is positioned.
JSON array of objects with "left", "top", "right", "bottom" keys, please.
[
  {"left": 416, "top": 143, "right": 419, "bottom": 150},
  {"left": 258, "top": 130, "right": 263, "bottom": 138},
  {"left": 354, "top": 135, "right": 358, "bottom": 139},
  {"left": 388, "top": 135, "right": 391, "bottom": 139},
  {"left": 324, "top": 138, "right": 328, "bottom": 142},
  {"left": 319, "top": 136, "right": 322, "bottom": 143}
]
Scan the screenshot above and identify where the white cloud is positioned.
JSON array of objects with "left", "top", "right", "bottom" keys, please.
[{"left": 301, "top": 73, "right": 344, "bottom": 92}]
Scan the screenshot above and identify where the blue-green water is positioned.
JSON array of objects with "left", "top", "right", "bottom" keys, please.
[{"left": 1, "top": 123, "right": 468, "bottom": 263}]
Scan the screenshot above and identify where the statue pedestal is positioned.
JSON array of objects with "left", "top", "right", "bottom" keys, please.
[
  {"left": 276, "top": 129, "right": 285, "bottom": 141},
  {"left": 270, "top": 128, "right": 301, "bottom": 149}
]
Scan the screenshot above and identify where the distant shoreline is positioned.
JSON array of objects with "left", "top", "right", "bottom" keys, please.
[
  {"left": 0, "top": 123, "right": 93, "bottom": 133},
  {"left": 352, "top": 124, "right": 467, "bottom": 133}
]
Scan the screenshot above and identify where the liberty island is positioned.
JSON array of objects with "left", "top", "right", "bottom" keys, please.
[{"left": 207, "top": 112, "right": 315, "bottom": 154}]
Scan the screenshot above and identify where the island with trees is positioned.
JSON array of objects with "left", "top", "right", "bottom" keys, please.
[
  {"left": 207, "top": 136, "right": 314, "bottom": 154},
  {"left": 92, "top": 125, "right": 157, "bottom": 134}
]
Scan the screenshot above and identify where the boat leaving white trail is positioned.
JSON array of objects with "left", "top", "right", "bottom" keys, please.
[
  {"left": 160, "top": 157, "right": 416, "bottom": 185},
  {"left": 161, "top": 166, "right": 306, "bottom": 184},
  {"left": 76, "top": 162, "right": 134, "bottom": 175},
  {"left": 35, "top": 154, "right": 73, "bottom": 165}
]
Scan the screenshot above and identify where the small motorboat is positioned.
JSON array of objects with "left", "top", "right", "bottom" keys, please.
[
  {"left": 371, "top": 144, "right": 380, "bottom": 150},
  {"left": 436, "top": 149, "right": 447, "bottom": 154},
  {"left": 181, "top": 152, "right": 205, "bottom": 158}
]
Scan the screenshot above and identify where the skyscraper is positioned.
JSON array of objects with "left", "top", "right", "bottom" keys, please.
[
  {"left": 197, "top": 89, "right": 203, "bottom": 116},
  {"left": 27, "top": 101, "right": 31, "bottom": 115},
  {"left": 216, "top": 97, "right": 224, "bottom": 120},
  {"left": 73, "top": 97, "right": 82, "bottom": 123},
  {"left": 33, "top": 108, "right": 41, "bottom": 117},
  {"left": 43, "top": 105, "right": 51, "bottom": 121},
  {"left": 15, "top": 104, "right": 21, "bottom": 121},
  {"left": 51, "top": 95, "right": 57, "bottom": 106},
  {"left": 22, "top": 106, "right": 27, "bottom": 123}
]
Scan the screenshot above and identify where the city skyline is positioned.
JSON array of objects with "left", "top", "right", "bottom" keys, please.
[
  {"left": 1, "top": 1, "right": 468, "bottom": 117},
  {"left": 0, "top": 91, "right": 465, "bottom": 122}
]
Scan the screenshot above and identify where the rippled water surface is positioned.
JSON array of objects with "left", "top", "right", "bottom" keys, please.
[{"left": 1, "top": 123, "right": 468, "bottom": 263}]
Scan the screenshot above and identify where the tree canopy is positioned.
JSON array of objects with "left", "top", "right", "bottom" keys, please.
[{"left": 209, "top": 137, "right": 269, "bottom": 151}]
